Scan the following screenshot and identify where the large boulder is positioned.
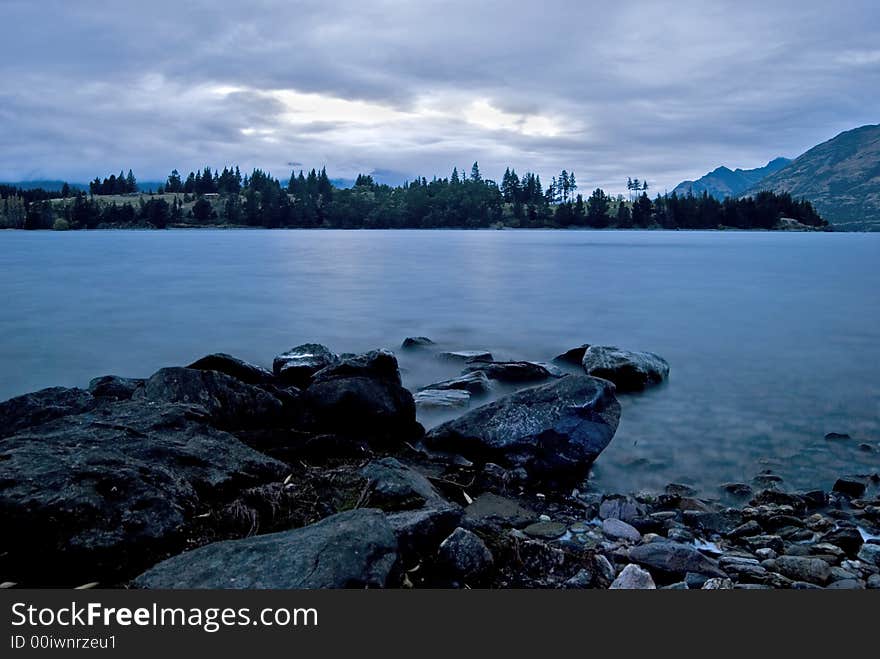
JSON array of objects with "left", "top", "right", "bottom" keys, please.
[
  {"left": 0, "top": 401, "right": 287, "bottom": 585},
  {"left": 186, "top": 353, "right": 276, "bottom": 386},
  {"left": 133, "top": 509, "right": 398, "bottom": 589},
  {"left": 136, "top": 367, "right": 286, "bottom": 429},
  {"left": 0, "top": 387, "right": 96, "bottom": 438},
  {"left": 88, "top": 376, "right": 144, "bottom": 401},
  {"left": 311, "top": 349, "right": 401, "bottom": 386},
  {"left": 581, "top": 346, "right": 670, "bottom": 392},
  {"left": 423, "top": 375, "right": 620, "bottom": 483},
  {"left": 272, "top": 343, "right": 338, "bottom": 387},
  {"left": 463, "top": 361, "right": 556, "bottom": 384}
]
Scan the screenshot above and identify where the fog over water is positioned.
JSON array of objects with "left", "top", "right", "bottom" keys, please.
[{"left": 1, "top": 229, "right": 878, "bottom": 495}]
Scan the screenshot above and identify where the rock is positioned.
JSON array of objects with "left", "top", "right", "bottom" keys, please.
[
  {"left": 414, "top": 389, "right": 471, "bottom": 410},
  {"left": 594, "top": 555, "right": 617, "bottom": 587},
  {"left": 820, "top": 527, "right": 863, "bottom": 556},
  {"left": 857, "top": 543, "right": 880, "bottom": 567},
  {"left": 0, "top": 387, "right": 96, "bottom": 438},
  {"left": 186, "top": 353, "right": 275, "bottom": 385},
  {"left": 727, "top": 520, "right": 763, "bottom": 538},
  {"left": 751, "top": 473, "right": 784, "bottom": 488},
  {"left": 721, "top": 483, "right": 753, "bottom": 497},
  {"left": 401, "top": 336, "right": 435, "bottom": 350},
  {"left": 359, "top": 458, "right": 445, "bottom": 512},
  {"left": 599, "top": 495, "right": 647, "bottom": 524},
  {"left": 774, "top": 556, "right": 831, "bottom": 585},
  {"left": 825, "top": 432, "right": 851, "bottom": 440},
  {"left": 437, "top": 350, "right": 493, "bottom": 363},
  {"left": 580, "top": 346, "right": 669, "bottom": 392},
  {"left": 553, "top": 344, "right": 591, "bottom": 367},
  {"left": 420, "top": 371, "right": 492, "bottom": 396},
  {"left": 563, "top": 568, "right": 595, "bottom": 589},
  {"left": 743, "top": 535, "right": 785, "bottom": 553},
  {"left": 702, "top": 578, "right": 734, "bottom": 589},
  {"left": 0, "top": 401, "right": 287, "bottom": 585},
  {"left": 136, "top": 367, "right": 285, "bottom": 429},
  {"left": 386, "top": 505, "right": 462, "bottom": 558},
  {"left": 311, "top": 349, "right": 401, "bottom": 386},
  {"left": 88, "top": 375, "right": 144, "bottom": 400},
  {"left": 749, "top": 489, "right": 806, "bottom": 513},
  {"left": 662, "top": 581, "right": 689, "bottom": 590},
  {"left": 627, "top": 542, "right": 726, "bottom": 580},
  {"left": 523, "top": 521, "right": 568, "bottom": 540},
  {"left": 665, "top": 483, "right": 698, "bottom": 497},
  {"left": 272, "top": 343, "right": 338, "bottom": 387},
  {"left": 463, "top": 361, "right": 555, "bottom": 383},
  {"left": 424, "top": 375, "right": 620, "bottom": 484},
  {"left": 610, "top": 564, "right": 656, "bottom": 589},
  {"left": 867, "top": 574, "right": 880, "bottom": 589},
  {"left": 133, "top": 509, "right": 397, "bottom": 589},
  {"left": 859, "top": 443, "right": 876, "bottom": 453},
  {"left": 463, "top": 494, "right": 536, "bottom": 532},
  {"left": 826, "top": 579, "right": 865, "bottom": 589},
  {"left": 437, "top": 528, "right": 494, "bottom": 582},
  {"left": 833, "top": 477, "right": 867, "bottom": 498},
  {"left": 602, "top": 518, "right": 642, "bottom": 543}
]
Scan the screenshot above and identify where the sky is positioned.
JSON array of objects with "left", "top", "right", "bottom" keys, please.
[{"left": 1, "top": 0, "right": 878, "bottom": 195}]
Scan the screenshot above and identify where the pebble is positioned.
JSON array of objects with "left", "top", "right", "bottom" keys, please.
[
  {"left": 602, "top": 518, "right": 642, "bottom": 543},
  {"left": 523, "top": 521, "right": 567, "bottom": 539}
]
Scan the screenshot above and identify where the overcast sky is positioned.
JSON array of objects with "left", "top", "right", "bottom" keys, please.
[{"left": 2, "top": 0, "right": 878, "bottom": 194}]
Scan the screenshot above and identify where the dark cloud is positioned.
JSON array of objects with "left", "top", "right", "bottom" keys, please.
[{"left": 2, "top": 0, "right": 878, "bottom": 193}]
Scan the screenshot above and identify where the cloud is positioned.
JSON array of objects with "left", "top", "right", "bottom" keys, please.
[{"left": 1, "top": 0, "right": 878, "bottom": 194}]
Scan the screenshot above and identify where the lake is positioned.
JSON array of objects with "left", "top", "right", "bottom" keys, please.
[{"left": 1, "top": 229, "right": 878, "bottom": 496}]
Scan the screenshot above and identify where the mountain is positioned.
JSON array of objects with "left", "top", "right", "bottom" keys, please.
[
  {"left": 741, "top": 124, "right": 880, "bottom": 230},
  {"left": 673, "top": 157, "right": 791, "bottom": 199}
]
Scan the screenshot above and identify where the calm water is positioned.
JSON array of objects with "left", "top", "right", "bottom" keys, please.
[{"left": 1, "top": 229, "right": 878, "bottom": 495}]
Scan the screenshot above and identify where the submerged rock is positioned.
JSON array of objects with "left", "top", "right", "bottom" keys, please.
[
  {"left": 401, "top": 336, "right": 435, "bottom": 350},
  {"left": 186, "top": 353, "right": 276, "bottom": 385},
  {"left": 272, "top": 343, "right": 338, "bottom": 387},
  {"left": 0, "top": 387, "right": 96, "bottom": 439},
  {"left": 423, "top": 375, "right": 620, "bottom": 484},
  {"left": 133, "top": 509, "right": 397, "bottom": 589},
  {"left": 437, "top": 350, "right": 493, "bottom": 363},
  {"left": 88, "top": 375, "right": 144, "bottom": 401},
  {"left": 581, "top": 345, "right": 670, "bottom": 392}
]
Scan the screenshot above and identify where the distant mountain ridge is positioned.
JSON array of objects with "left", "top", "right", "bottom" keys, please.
[
  {"left": 741, "top": 124, "right": 880, "bottom": 230},
  {"left": 672, "top": 157, "right": 791, "bottom": 199}
]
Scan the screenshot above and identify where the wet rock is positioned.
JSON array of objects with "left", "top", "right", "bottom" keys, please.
[
  {"left": 523, "top": 521, "right": 568, "bottom": 540},
  {"left": 437, "top": 350, "right": 493, "bottom": 363},
  {"left": 721, "top": 483, "right": 753, "bottom": 497},
  {"left": 775, "top": 556, "right": 831, "bottom": 585},
  {"left": 0, "top": 387, "right": 96, "bottom": 439},
  {"left": 602, "top": 518, "right": 642, "bottom": 543},
  {"left": 311, "top": 349, "right": 401, "bottom": 386},
  {"left": 437, "top": 528, "right": 494, "bottom": 582},
  {"left": 463, "top": 494, "right": 536, "bottom": 532},
  {"left": 133, "top": 509, "right": 397, "bottom": 589},
  {"left": 833, "top": 477, "right": 867, "bottom": 498},
  {"left": 580, "top": 345, "right": 669, "bottom": 392},
  {"left": 186, "top": 353, "right": 275, "bottom": 385},
  {"left": 857, "top": 543, "right": 880, "bottom": 567},
  {"left": 273, "top": 343, "right": 338, "bottom": 387},
  {"left": 420, "top": 371, "right": 492, "bottom": 396},
  {"left": 829, "top": 566, "right": 859, "bottom": 582},
  {"left": 424, "top": 375, "right": 620, "bottom": 484},
  {"left": 414, "top": 389, "right": 471, "bottom": 410},
  {"left": 610, "top": 563, "right": 656, "bottom": 589},
  {"left": 0, "top": 401, "right": 288, "bottom": 585},
  {"left": 820, "top": 527, "right": 863, "bottom": 556},
  {"left": 801, "top": 490, "right": 828, "bottom": 509},
  {"left": 743, "top": 535, "right": 785, "bottom": 553},
  {"left": 727, "top": 520, "right": 762, "bottom": 538},
  {"left": 463, "top": 361, "right": 555, "bottom": 384},
  {"left": 136, "top": 367, "right": 286, "bottom": 429},
  {"left": 553, "top": 344, "right": 591, "bottom": 367},
  {"left": 401, "top": 336, "right": 435, "bottom": 350},
  {"left": 627, "top": 542, "right": 726, "bottom": 581},
  {"left": 88, "top": 375, "right": 144, "bottom": 401}
]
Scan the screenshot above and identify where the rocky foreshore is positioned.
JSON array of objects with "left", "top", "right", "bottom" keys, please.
[{"left": 0, "top": 340, "right": 878, "bottom": 590}]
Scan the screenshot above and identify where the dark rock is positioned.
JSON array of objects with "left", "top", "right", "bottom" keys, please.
[
  {"left": 825, "top": 432, "right": 851, "bottom": 440},
  {"left": 833, "top": 477, "right": 867, "bottom": 498},
  {"left": 272, "top": 343, "right": 338, "bottom": 387},
  {"left": 88, "top": 376, "right": 144, "bottom": 401},
  {"left": 857, "top": 543, "right": 880, "bottom": 567},
  {"left": 750, "top": 489, "right": 806, "bottom": 513},
  {"left": 721, "top": 482, "right": 753, "bottom": 497},
  {"left": 599, "top": 495, "right": 648, "bottom": 524},
  {"left": 727, "top": 520, "right": 763, "bottom": 539},
  {"left": 594, "top": 554, "right": 617, "bottom": 587},
  {"left": 553, "top": 344, "right": 591, "bottom": 367},
  {"left": 685, "top": 572, "right": 710, "bottom": 589},
  {"left": 563, "top": 568, "right": 595, "bottom": 588},
  {"left": 743, "top": 535, "right": 785, "bottom": 554},
  {"left": 437, "top": 528, "right": 494, "bottom": 581},
  {"left": 463, "top": 361, "right": 555, "bottom": 384},
  {"left": 419, "top": 371, "right": 491, "bottom": 396},
  {"left": 414, "top": 389, "right": 470, "bottom": 410},
  {"left": 0, "top": 387, "right": 96, "bottom": 438},
  {"left": 386, "top": 505, "right": 462, "bottom": 558},
  {"left": 627, "top": 542, "right": 726, "bottom": 581},
  {"left": 401, "top": 336, "right": 435, "bottom": 350},
  {"left": 774, "top": 556, "right": 831, "bottom": 585},
  {"left": 523, "top": 521, "right": 567, "bottom": 539},
  {"left": 580, "top": 346, "right": 669, "bottom": 392},
  {"left": 133, "top": 509, "right": 397, "bottom": 589},
  {"left": 463, "top": 494, "right": 536, "bottom": 532},
  {"left": 359, "top": 458, "right": 444, "bottom": 512},
  {"left": 437, "top": 350, "right": 493, "bottom": 363},
  {"left": 610, "top": 563, "right": 656, "bottom": 589},
  {"left": 666, "top": 483, "right": 698, "bottom": 497},
  {"left": 826, "top": 579, "right": 865, "bottom": 589},
  {"left": 311, "top": 349, "right": 401, "bottom": 386},
  {"left": 751, "top": 473, "right": 784, "bottom": 489},
  {"left": 662, "top": 581, "right": 689, "bottom": 590},
  {"left": 801, "top": 490, "right": 828, "bottom": 509},
  {"left": 859, "top": 443, "right": 876, "bottom": 453},
  {"left": 186, "top": 353, "right": 275, "bottom": 385},
  {"left": 136, "top": 367, "right": 285, "bottom": 429},
  {"left": 602, "top": 518, "right": 642, "bottom": 543},
  {"left": 424, "top": 375, "right": 620, "bottom": 484},
  {"left": 0, "top": 401, "right": 287, "bottom": 585}
]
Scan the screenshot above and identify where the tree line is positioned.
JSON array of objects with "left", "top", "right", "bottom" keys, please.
[{"left": 0, "top": 164, "right": 828, "bottom": 231}]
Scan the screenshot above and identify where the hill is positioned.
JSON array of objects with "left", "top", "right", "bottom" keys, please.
[
  {"left": 672, "top": 158, "right": 791, "bottom": 199},
  {"left": 742, "top": 124, "right": 880, "bottom": 230}
]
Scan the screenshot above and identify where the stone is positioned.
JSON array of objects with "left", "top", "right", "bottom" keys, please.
[
  {"left": 311, "top": 349, "right": 401, "bottom": 386},
  {"left": 702, "top": 578, "right": 734, "bottom": 589},
  {"left": 272, "top": 343, "right": 338, "bottom": 387},
  {"left": 826, "top": 579, "right": 865, "bottom": 589},
  {"left": 662, "top": 581, "right": 689, "bottom": 590},
  {"left": 833, "top": 477, "right": 867, "bottom": 498},
  {"left": 553, "top": 344, "right": 591, "bottom": 367},
  {"left": 437, "top": 350, "right": 493, "bottom": 363},
  {"left": 186, "top": 353, "right": 276, "bottom": 385},
  {"left": 857, "top": 543, "right": 880, "bottom": 567},
  {"left": 463, "top": 361, "right": 555, "bottom": 383},
  {"left": 401, "top": 336, "right": 435, "bottom": 350},
  {"left": 867, "top": 574, "right": 880, "bottom": 589},
  {"left": 580, "top": 345, "right": 669, "bottom": 392},
  {"left": 627, "top": 542, "right": 726, "bottom": 580},
  {"left": 523, "top": 521, "right": 568, "bottom": 540},
  {"left": 386, "top": 505, "right": 462, "bottom": 558},
  {"left": 602, "top": 518, "right": 642, "bottom": 543},
  {"left": 463, "top": 494, "right": 536, "bottom": 532},
  {"left": 0, "top": 401, "right": 288, "bottom": 585},
  {"left": 420, "top": 371, "right": 492, "bottom": 396},
  {"left": 609, "top": 563, "right": 656, "bottom": 589},
  {"left": 594, "top": 554, "right": 617, "bottom": 587},
  {"left": 721, "top": 483, "right": 753, "bottom": 497},
  {"left": 0, "top": 387, "right": 96, "bottom": 438},
  {"left": 824, "top": 432, "right": 851, "bottom": 440},
  {"left": 563, "top": 568, "right": 595, "bottom": 588},
  {"left": 743, "top": 535, "right": 785, "bottom": 554},
  {"left": 727, "top": 520, "right": 762, "bottom": 538},
  {"left": 424, "top": 375, "right": 620, "bottom": 484},
  {"left": 414, "top": 389, "right": 470, "bottom": 410},
  {"left": 359, "top": 458, "right": 445, "bottom": 512},
  {"left": 599, "top": 495, "right": 648, "bottom": 524},
  {"left": 133, "top": 509, "right": 397, "bottom": 589},
  {"left": 820, "top": 527, "right": 863, "bottom": 556},
  {"left": 437, "top": 528, "right": 494, "bottom": 581},
  {"left": 665, "top": 483, "right": 698, "bottom": 497},
  {"left": 88, "top": 375, "right": 144, "bottom": 400},
  {"left": 774, "top": 556, "right": 831, "bottom": 585}
]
